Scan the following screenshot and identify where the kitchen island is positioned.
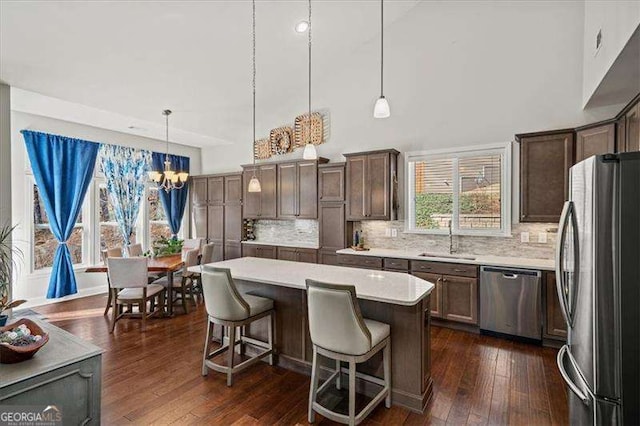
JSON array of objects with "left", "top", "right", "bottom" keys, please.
[{"left": 189, "top": 257, "right": 434, "bottom": 413}]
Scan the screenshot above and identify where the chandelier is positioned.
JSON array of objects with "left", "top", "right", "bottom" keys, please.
[{"left": 148, "top": 109, "right": 189, "bottom": 192}]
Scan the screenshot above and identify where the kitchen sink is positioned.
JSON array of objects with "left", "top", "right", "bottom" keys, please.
[{"left": 418, "top": 252, "right": 476, "bottom": 260}]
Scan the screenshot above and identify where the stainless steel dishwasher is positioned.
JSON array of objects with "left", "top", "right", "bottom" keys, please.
[{"left": 480, "top": 266, "right": 542, "bottom": 340}]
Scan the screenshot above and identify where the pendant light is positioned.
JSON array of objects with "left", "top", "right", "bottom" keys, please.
[
  {"left": 148, "top": 110, "right": 189, "bottom": 192},
  {"left": 302, "top": 0, "right": 318, "bottom": 160},
  {"left": 247, "top": 0, "right": 262, "bottom": 193},
  {"left": 373, "top": 0, "right": 390, "bottom": 118}
]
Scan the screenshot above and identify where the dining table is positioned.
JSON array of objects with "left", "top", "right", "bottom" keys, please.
[{"left": 84, "top": 253, "right": 184, "bottom": 316}]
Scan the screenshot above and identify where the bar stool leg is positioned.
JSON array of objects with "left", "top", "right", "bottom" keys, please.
[
  {"left": 308, "top": 348, "right": 320, "bottom": 423},
  {"left": 267, "top": 312, "right": 274, "bottom": 366},
  {"left": 348, "top": 360, "right": 356, "bottom": 426},
  {"left": 383, "top": 340, "right": 391, "bottom": 408},
  {"left": 202, "top": 320, "right": 213, "bottom": 376},
  {"left": 336, "top": 359, "right": 341, "bottom": 390},
  {"left": 227, "top": 325, "right": 236, "bottom": 387}
]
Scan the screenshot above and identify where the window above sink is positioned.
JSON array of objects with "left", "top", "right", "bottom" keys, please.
[{"left": 405, "top": 143, "right": 512, "bottom": 237}]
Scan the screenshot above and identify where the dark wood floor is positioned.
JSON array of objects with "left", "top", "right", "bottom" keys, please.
[{"left": 33, "top": 295, "right": 568, "bottom": 425}]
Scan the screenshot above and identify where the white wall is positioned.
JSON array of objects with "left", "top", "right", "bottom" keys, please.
[
  {"left": 582, "top": 1, "right": 640, "bottom": 107},
  {"left": 0, "top": 84, "right": 11, "bottom": 304},
  {"left": 201, "top": 1, "right": 623, "bottom": 175},
  {"left": 10, "top": 111, "right": 201, "bottom": 308}
]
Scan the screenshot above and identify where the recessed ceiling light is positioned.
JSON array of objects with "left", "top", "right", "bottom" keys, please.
[{"left": 295, "top": 20, "right": 309, "bottom": 33}]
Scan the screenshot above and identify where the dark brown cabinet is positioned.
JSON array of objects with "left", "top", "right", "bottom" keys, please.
[
  {"left": 413, "top": 272, "right": 442, "bottom": 318},
  {"left": 319, "top": 203, "right": 346, "bottom": 250},
  {"left": 576, "top": 123, "right": 615, "bottom": 162},
  {"left": 242, "top": 164, "right": 277, "bottom": 219},
  {"left": 242, "top": 244, "right": 277, "bottom": 259},
  {"left": 337, "top": 254, "right": 383, "bottom": 270},
  {"left": 441, "top": 275, "right": 478, "bottom": 324},
  {"left": 518, "top": 131, "right": 574, "bottom": 223},
  {"left": 345, "top": 149, "right": 398, "bottom": 221},
  {"left": 190, "top": 173, "right": 243, "bottom": 262},
  {"left": 277, "top": 161, "right": 319, "bottom": 219},
  {"left": 277, "top": 247, "right": 317, "bottom": 264},
  {"left": 624, "top": 102, "right": 640, "bottom": 152},
  {"left": 318, "top": 163, "right": 345, "bottom": 202},
  {"left": 544, "top": 271, "right": 567, "bottom": 340},
  {"left": 410, "top": 261, "right": 478, "bottom": 324}
]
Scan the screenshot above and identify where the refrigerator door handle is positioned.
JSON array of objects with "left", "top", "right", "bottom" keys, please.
[
  {"left": 557, "top": 345, "right": 591, "bottom": 406},
  {"left": 556, "top": 201, "right": 577, "bottom": 327}
]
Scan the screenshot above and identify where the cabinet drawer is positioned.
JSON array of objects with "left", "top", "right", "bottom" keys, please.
[
  {"left": 383, "top": 258, "right": 409, "bottom": 271},
  {"left": 410, "top": 260, "right": 478, "bottom": 278},
  {"left": 337, "top": 254, "right": 383, "bottom": 270}
]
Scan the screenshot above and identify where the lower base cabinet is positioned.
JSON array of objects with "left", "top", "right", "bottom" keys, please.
[
  {"left": 544, "top": 271, "right": 567, "bottom": 339},
  {"left": 413, "top": 272, "right": 442, "bottom": 318},
  {"left": 277, "top": 247, "right": 317, "bottom": 263},
  {"left": 441, "top": 275, "right": 478, "bottom": 324},
  {"left": 242, "top": 244, "right": 277, "bottom": 259},
  {"left": 318, "top": 249, "right": 339, "bottom": 265}
]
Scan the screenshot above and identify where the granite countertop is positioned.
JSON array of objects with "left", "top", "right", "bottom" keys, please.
[
  {"left": 188, "top": 257, "right": 434, "bottom": 306},
  {"left": 1, "top": 318, "right": 103, "bottom": 388},
  {"left": 336, "top": 248, "right": 555, "bottom": 271},
  {"left": 241, "top": 240, "right": 321, "bottom": 250}
]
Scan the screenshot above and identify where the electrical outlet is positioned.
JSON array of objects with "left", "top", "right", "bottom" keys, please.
[
  {"left": 538, "top": 232, "right": 548, "bottom": 243},
  {"left": 391, "top": 229, "right": 398, "bottom": 237},
  {"left": 385, "top": 228, "right": 392, "bottom": 237},
  {"left": 521, "top": 232, "right": 530, "bottom": 243}
]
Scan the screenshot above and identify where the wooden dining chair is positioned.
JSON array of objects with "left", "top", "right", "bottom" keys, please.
[
  {"left": 152, "top": 249, "right": 199, "bottom": 313},
  {"left": 192, "top": 243, "right": 215, "bottom": 301},
  {"left": 127, "top": 243, "right": 143, "bottom": 257},
  {"left": 107, "top": 257, "right": 165, "bottom": 333},
  {"left": 102, "top": 247, "right": 123, "bottom": 316}
]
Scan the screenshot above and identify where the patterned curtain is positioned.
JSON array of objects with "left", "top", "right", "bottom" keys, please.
[
  {"left": 22, "top": 130, "right": 99, "bottom": 298},
  {"left": 99, "top": 145, "right": 151, "bottom": 247}
]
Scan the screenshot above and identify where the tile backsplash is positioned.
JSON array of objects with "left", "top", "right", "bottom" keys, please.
[
  {"left": 253, "top": 219, "right": 319, "bottom": 247},
  {"left": 355, "top": 221, "right": 557, "bottom": 259}
]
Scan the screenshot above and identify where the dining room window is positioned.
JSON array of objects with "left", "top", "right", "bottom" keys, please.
[
  {"left": 32, "top": 182, "right": 86, "bottom": 270},
  {"left": 405, "top": 144, "right": 511, "bottom": 236},
  {"left": 147, "top": 186, "right": 172, "bottom": 244},
  {"left": 97, "top": 181, "right": 139, "bottom": 260}
]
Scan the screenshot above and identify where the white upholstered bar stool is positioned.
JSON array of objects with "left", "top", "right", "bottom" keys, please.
[
  {"left": 306, "top": 279, "right": 391, "bottom": 426},
  {"left": 201, "top": 267, "right": 275, "bottom": 387}
]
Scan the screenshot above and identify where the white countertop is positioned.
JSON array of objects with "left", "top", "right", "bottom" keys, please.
[
  {"left": 241, "top": 240, "right": 320, "bottom": 250},
  {"left": 336, "top": 248, "right": 555, "bottom": 271},
  {"left": 188, "top": 257, "right": 434, "bottom": 306}
]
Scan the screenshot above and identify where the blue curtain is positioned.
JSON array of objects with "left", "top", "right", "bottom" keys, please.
[
  {"left": 151, "top": 152, "right": 190, "bottom": 236},
  {"left": 22, "top": 130, "right": 99, "bottom": 299},
  {"left": 99, "top": 145, "right": 151, "bottom": 247}
]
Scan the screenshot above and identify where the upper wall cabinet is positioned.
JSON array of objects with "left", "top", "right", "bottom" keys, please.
[
  {"left": 242, "top": 164, "right": 277, "bottom": 219},
  {"left": 518, "top": 131, "right": 574, "bottom": 223},
  {"left": 318, "top": 163, "right": 345, "bottom": 202},
  {"left": 575, "top": 123, "right": 615, "bottom": 162},
  {"left": 277, "top": 160, "right": 324, "bottom": 219},
  {"left": 192, "top": 178, "right": 208, "bottom": 206},
  {"left": 344, "top": 149, "right": 399, "bottom": 221},
  {"left": 623, "top": 101, "right": 640, "bottom": 152}
]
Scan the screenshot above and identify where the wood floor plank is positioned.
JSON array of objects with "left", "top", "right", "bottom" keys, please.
[{"left": 32, "top": 295, "right": 568, "bottom": 426}]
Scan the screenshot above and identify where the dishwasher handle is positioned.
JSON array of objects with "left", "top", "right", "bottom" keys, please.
[{"left": 502, "top": 273, "right": 519, "bottom": 279}]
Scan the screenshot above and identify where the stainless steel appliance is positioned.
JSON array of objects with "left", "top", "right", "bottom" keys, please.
[
  {"left": 480, "top": 266, "right": 542, "bottom": 340},
  {"left": 556, "top": 153, "right": 640, "bottom": 425}
]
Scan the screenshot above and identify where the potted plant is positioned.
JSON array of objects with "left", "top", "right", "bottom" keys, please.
[{"left": 0, "top": 224, "right": 25, "bottom": 326}]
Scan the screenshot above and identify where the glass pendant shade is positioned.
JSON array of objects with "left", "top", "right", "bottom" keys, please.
[
  {"left": 248, "top": 175, "right": 262, "bottom": 192},
  {"left": 148, "top": 170, "right": 162, "bottom": 182},
  {"left": 373, "top": 96, "right": 390, "bottom": 118},
  {"left": 302, "top": 143, "right": 317, "bottom": 160}
]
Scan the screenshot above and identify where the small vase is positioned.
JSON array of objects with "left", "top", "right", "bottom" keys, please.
[{"left": 0, "top": 314, "right": 8, "bottom": 327}]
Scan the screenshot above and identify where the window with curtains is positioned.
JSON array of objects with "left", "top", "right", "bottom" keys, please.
[
  {"left": 32, "top": 182, "right": 87, "bottom": 270},
  {"left": 405, "top": 144, "right": 511, "bottom": 236},
  {"left": 147, "top": 186, "right": 172, "bottom": 243},
  {"left": 97, "top": 181, "right": 138, "bottom": 259}
]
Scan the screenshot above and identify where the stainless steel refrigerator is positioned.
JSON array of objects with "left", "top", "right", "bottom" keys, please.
[{"left": 556, "top": 152, "right": 639, "bottom": 425}]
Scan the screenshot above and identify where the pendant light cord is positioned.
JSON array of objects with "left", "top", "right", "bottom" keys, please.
[
  {"left": 252, "top": 0, "right": 257, "bottom": 168},
  {"left": 380, "top": 0, "right": 384, "bottom": 97},
  {"left": 308, "top": 0, "right": 312, "bottom": 145}
]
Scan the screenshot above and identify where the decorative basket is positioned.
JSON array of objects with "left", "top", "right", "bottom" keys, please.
[
  {"left": 0, "top": 318, "right": 49, "bottom": 364},
  {"left": 254, "top": 138, "right": 272, "bottom": 160},
  {"left": 270, "top": 127, "right": 294, "bottom": 155},
  {"left": 294, "top": 112, "right": 324, "bottom": 148}
]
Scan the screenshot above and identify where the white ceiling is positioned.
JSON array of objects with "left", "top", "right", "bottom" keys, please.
[{"left": 0, "top": 0, "right": 419, "bottom": 147}]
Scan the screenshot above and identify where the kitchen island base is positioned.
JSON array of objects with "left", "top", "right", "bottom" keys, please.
[{"left": 234, "top": 278, "right": 433, "bottom": 414}]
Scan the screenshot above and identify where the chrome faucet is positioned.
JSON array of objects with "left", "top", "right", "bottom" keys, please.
[{"left": 448, "top": 220, "right": 456, "bottom": 254}]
